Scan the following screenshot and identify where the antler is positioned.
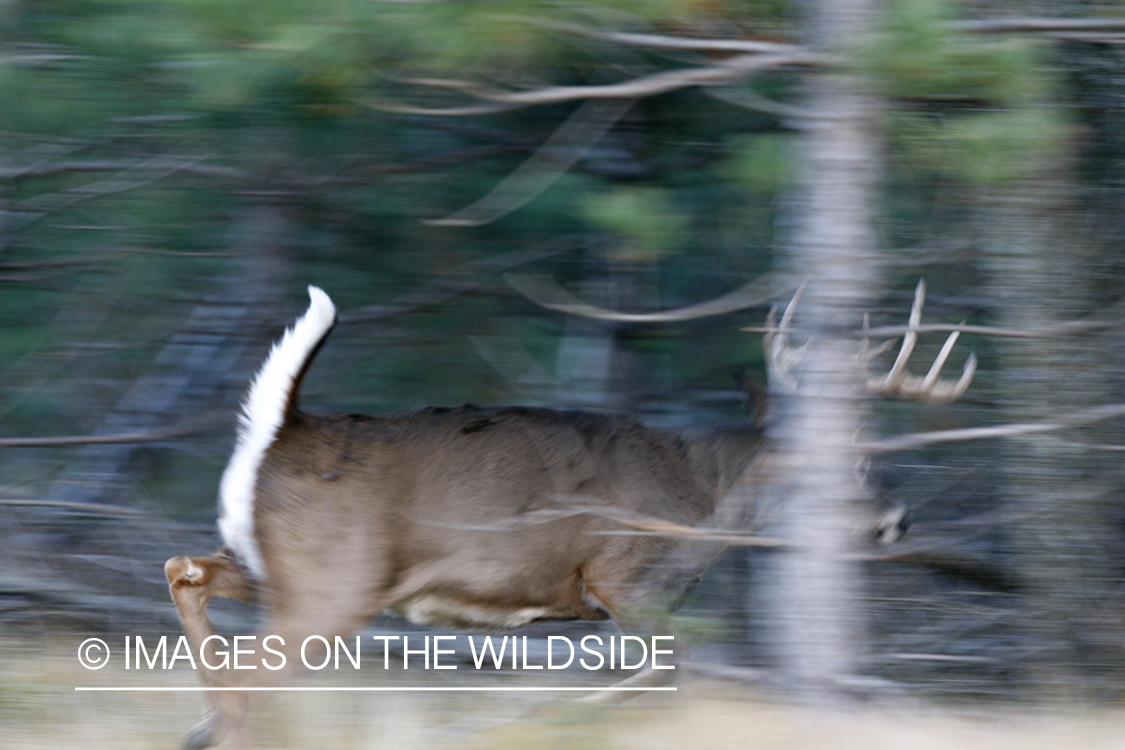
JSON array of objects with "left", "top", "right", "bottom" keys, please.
[
  {"left": 861, "top": 280, "right": 977, "bottom": 404},
  {"left": 762, "top": 282, "right": 806, "bottom": 395}
]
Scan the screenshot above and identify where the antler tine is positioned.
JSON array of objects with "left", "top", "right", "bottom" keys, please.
[
  {"left": 778, "top": 280, "right": 804, "bottom": 332},
  {"left": 921, "top": 324, "right": 961, "bottom": 391},
  {"left": 923, "top": 350, "right": 977, "bottom": 403},
  {"left": 863, "top": 279, "right": 976, "bottom": 404},
  {"left": 763, "top": 283, "right": 806, "bottom": 395},
  {"left": 860, "top": 312, "right": 897, "bottom": 363},
  {"left": 879, "top": 279, "right": 923, "bottom": 390}
]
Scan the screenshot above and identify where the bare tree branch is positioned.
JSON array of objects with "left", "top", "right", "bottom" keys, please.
[
  {"left": 701, "top": 84, "right": 817, "bottom": 119},
  {"left": 0, "top": 160, "right": 247, "bottom": 182},
  {"left": 529, "top": 20, "right": 808, "bottom": 55},
  {"left": 0, "top": 258, "right": 102, "bottom": 271},
  {"left": 860, "top": 403, "right": 1125, "bottom": 454},
  {"left": 424, "top": 501, "right": 788, "bottom": 547},
  {"left": 343, "top": 235, "right": 583, "bottom": 323},
  {"left": 377, "top": 51, "right": 831, "bottom": 116},
  {"left": 863, "top": 319, "right": 1115, "bottom": 339},
  {"left": 363, "top": 97, "right": 520, "bottom": 118},
  {"left": 374, "top": 16, "right": 1125, "bottom": 119},
  {"left": 946, "top": 16, "right": 1125, "bottom": 43},
  {"left": 7, "top": 155, "right": 206, "bottom": 232},
  {"left": 552, "top": 16, "right": 1125, "bottom": 48},
  {"left": 506, "top": 272, "right": 776, "bottom": 323},
  {"left": 0, "top": 423, "right": 211, "bottom": 449},
  {"left": 950, "top": 17, "right": 1125, "bottom": 34},
  {"left": 425, "top": 98, "right": 635, "bottom": 227},
  {"left": 0, "top": 499, "right": 144, "bottom": 516}
]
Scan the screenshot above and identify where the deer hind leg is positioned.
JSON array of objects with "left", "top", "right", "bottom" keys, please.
[
  {"left": 165, "top": 550, "right": 256, "bottom": 681},
  {"left": 167, "top": 550, "right": 388, "bottom": 749},
  {"left": 165, "top": 551, "right": 255, "bottom": 750}
]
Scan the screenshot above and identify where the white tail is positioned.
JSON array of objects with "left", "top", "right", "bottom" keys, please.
[
  {"left": 217, "top": 285, "right": 336, "bottom": 581},
  {"left": 165, "top": 287, "right": 773, "bottom": 748}
]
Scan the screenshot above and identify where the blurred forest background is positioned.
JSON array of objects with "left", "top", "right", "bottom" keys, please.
[{"left": 3, "top": 0, "right": 1125, "bottom": 724}]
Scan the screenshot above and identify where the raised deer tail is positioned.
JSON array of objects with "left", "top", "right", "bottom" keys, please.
[{"left": 217, "top": 286, "right": 337, "bottom": 580}]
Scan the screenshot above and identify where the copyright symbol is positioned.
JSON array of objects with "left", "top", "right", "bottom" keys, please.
[{"left": 78, "top": 638, "right": 110, "bottom": 669}]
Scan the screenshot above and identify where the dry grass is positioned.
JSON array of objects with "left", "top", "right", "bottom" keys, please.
[{"left": 4, "top": 634, "right": 1123, "bottom": 750}]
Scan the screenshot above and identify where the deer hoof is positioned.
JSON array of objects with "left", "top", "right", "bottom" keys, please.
[{"left": 180, "top": 716, "right": 219, "bottom": 750}]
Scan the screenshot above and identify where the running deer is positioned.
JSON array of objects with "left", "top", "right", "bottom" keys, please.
[{"left": 165, "top": 283, "right": 970, "bottom": 748}]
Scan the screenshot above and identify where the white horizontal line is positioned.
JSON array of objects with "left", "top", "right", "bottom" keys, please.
[{"left": 75, "top": 686, "right": 676, "bottom": 692}]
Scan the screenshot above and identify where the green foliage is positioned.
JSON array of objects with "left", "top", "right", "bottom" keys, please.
[
  {"left": 722, "top": 132, "right": 796, "bottom": 195},
  {"left": 886, "top": 105, "right": 1072, "bottom": 183},
  {"left": 867, "top": 0, "right": 1068, "bottom": 184},
  {"left": 942, "top": 108, "right": 1071, "bottom": 184},
  {"left": 867, "top": 0, "right": 1047, "bottom": 104},
  {"left": 581, "top": 186, "right": 689, "bottom": 262}
]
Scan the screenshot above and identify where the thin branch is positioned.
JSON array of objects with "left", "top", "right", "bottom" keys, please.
[
  {"left": 0, "top": 423, "right": 211, "bottom": 449},
  {"left": 701, "top": 84, "right": 817, "bottom": 119},
  {"left": 7, "top": 155, "right": 206, "bottom": 233},
  {"left": 863, "top": 319, "right": 1114, "bottom": 339},
  {"left": 344, "top": 235, "right": 584, "bottom": 323},
  {"left": 592, "top": 525, "right": 789, "bottom": 548},
  {"left": 877, "top": 652, "right": 1000, "bottom": 664},
  {"left": 529, "top": 20, "right": 807, "bottom": 55},
  {"left": 0, "top": 499, "right": 144, "bottom": 516},
  {"left": 416, "top": 501, "right": 787, "bottom": 547},
  {"left": 506, "top": 272, "right": 776, "bottom": 323},
  {"left": 0, "top": 258, "right": 98, "bottom": 271},
  {"left": 363, "top": 97, "right": 520, "bottom": 118},
  {"left": 0, "top": 160, "right": 247, "bottom": 183},
  {"left": 376, "top": 16, "right": 1125, "bottom": 118},
  {"left": 0, "top": 160, "right": 137, "bottom": 181},
  {"left": 556, "top": 16, "right": 1125, "bottom": 48},
  {"left": 1048, "top": 32, "right": 1125, "bottom": 44},
  {"left": 1073, "top": 441, "right": 1125, "bottom": 452},
  {"left": 1, "top": 52, "right": 88, "bottom": 67},
  {"left": 860, "top": 403, "right": 1125, "bottom": 454},
  {"left": 949, "top": 17, "right": 1125, "bottom": 34},
  {"left": 378, "top": 51, "right": 830, "bottom": 116},
  {"left": 425, "top": 98, "right": 635, "bottom": 227}
]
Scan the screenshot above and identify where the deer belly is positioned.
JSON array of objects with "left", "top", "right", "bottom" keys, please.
[{"left": 390, "top": 594, "right": 557, "bottom": 629}]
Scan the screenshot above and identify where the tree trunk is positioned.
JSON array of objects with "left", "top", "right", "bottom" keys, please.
[
  {"left": 764, "top": 0, "right": 883, "bottom": 698},
  {"left": 978, "top": 150, "right": 1125, "bottom": 701}
]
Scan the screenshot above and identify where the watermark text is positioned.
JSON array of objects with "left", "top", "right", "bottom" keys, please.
[{"left": 78, "top": 634, "right": 675, "bottom": 673}]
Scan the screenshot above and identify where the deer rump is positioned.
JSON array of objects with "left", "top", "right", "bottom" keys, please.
[{"left": 165, "top": 286, "right": 764, "bottom": 748}]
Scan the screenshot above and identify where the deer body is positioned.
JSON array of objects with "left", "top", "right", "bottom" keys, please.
[
  {"left": 166, "top": 287, "right": 765, "bottom": 748},
  {"left": 258, "top": 405, "right": 759, "bottom": 626}
]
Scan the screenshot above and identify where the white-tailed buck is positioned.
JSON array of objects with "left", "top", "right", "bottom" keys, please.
[{"left": 166, "top": 283, "right": 968, "bottom": 748}]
